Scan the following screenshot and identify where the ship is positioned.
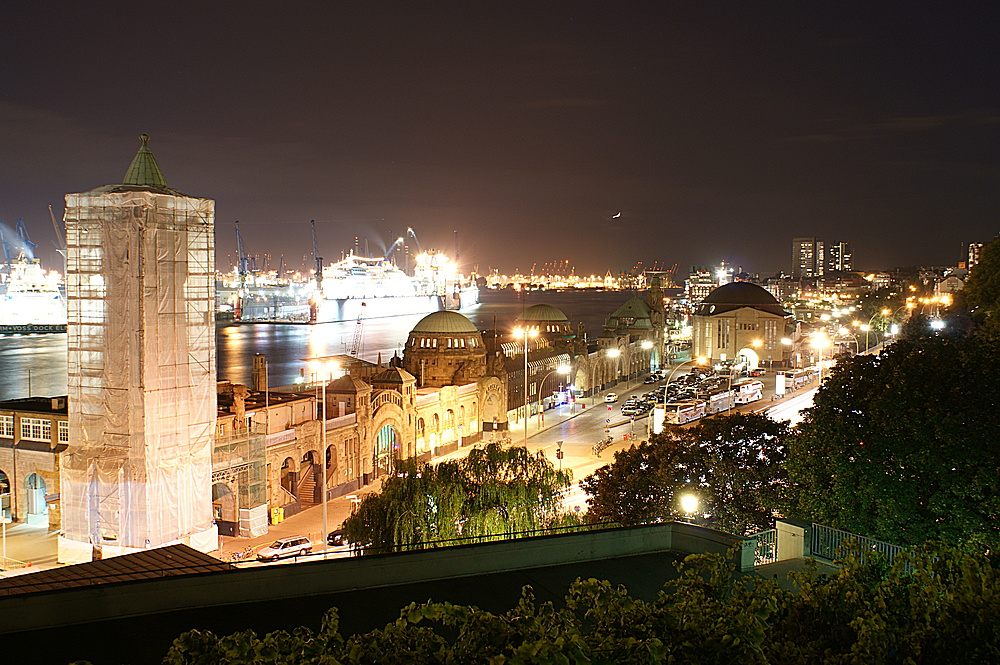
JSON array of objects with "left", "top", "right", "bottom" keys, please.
[
  {"left": 218, "top": 250, "right": 479, "bottom": 325},
  {"left": 0, "top": 258, "right": 68, "bottom": 334}
]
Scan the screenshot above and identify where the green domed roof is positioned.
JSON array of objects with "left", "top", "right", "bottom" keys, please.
[
  {"left": 516, "top": 304, "right": 569, "bottom": 323},
  {"left": 411, "top": 310, "right": 479, "bottom": 334}
]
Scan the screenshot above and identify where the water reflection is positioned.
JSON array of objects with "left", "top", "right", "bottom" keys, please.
[{"left": 0, "top": 291, "right": 639, "bottom": 400}]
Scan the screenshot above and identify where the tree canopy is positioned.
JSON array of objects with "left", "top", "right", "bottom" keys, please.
[
  {"left": 582, "top": 413, "right": 788, "bottom": 535},
  {"left": 962, "top": 238, "right": 1000, "bottom": 322},
  {"left": 343, "top": 443, "right": 573, "bottom": 552},
  {"left": 152, "top": 544, "right": 1000, "bottom": 664},
  {"left": 785, "top": 332, "right": 1000, "bottom": 550}
]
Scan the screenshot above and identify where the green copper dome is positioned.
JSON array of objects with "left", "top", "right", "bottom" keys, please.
[{"left": 123, "top": 134, "right": 167, "bottom": 188}]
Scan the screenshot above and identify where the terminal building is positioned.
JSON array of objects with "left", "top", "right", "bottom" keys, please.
[{"left": 691, "top": 282, "right": 792, "bottom": 369}]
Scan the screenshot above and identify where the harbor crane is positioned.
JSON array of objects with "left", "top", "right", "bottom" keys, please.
[
  {"left": 1, "top": 217, "right": 38, "bottom": 263},
  {"left": 48, "top": 205, "right": 67, "bottom": 268},
  {"left": 348, "top": 302, "right": 366, "bottom": 357}
]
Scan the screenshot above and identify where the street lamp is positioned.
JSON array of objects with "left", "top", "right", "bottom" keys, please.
[
  {"left": 679, "top": 492, "right": 699, "bottom": 524},
  {"left": 537, "top": 365, "right": 571, "bottom": 430},
  {"left": 665, "top": 355, "right": 708, "bottom": 386},
  {"left": 811, "top": 335, "right": 830, "bottom": 384},
  {"left": 307, "top": 357, "right": 339, "bottom": 558},
  {"left": 513, "top": 328, "right": 538, "bottom": 449},
  {"left": 837, "top": 327, "right": 859, "bottom": 354}
]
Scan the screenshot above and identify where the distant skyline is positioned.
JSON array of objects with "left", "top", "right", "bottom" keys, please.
[{"left": 1, "top": 2, "right": 997, "bottom": 276}]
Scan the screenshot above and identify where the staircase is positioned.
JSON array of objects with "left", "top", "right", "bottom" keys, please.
[{"left": 297, "top": 464, "right": 317, "bottom": 505}]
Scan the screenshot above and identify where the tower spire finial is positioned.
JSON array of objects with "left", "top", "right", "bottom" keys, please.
[{"left": 123, "top": 134, "right": 167, "bottom": 188}]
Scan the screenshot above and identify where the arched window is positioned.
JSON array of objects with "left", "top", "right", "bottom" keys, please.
[{"left": 432, "top": 413, "right": 440, "bottom": 431}]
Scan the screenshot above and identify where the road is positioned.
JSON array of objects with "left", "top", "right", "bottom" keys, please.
[{"left": 0, "top": 366, "right": 818, "bottom": 574}]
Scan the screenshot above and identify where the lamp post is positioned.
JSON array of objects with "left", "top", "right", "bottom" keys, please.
[
  {"left": 837, "top": 327, "right": 860, "bottom": 354},
  {"left": 513, "top": 328, "right": 538, "bottom": 449},
  {"left": 606, "top": 347, "right": 622, "bottom": 392},
  {"left": 537, "top": 365, "right": 571, "bottom": 430},
  {"left": 811, "top": 335, "right": 830, "bottom": 385},
  {"left": 665, "top": 355, "right": 708, "bottom": 386},
  {"left": 307, "top": 357, "right": 339, "bottom": 559}
]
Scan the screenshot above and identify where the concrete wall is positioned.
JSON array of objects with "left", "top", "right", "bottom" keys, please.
[{"left": 0, "top": 521, "right": 739, "bottom": 635}]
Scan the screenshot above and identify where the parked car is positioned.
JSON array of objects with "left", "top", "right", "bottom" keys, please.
[
  {"left": 256, "top": 535, "right": 312, "bottom": 562},
  {"left": 750, "top": 368, "right": 766, "bottom": 377},
  {"left": 605, "top": 393, "right": 619, "bottom": 403},
  {"left": 327, "top": 528, "right": 347, "bottom": 547}
]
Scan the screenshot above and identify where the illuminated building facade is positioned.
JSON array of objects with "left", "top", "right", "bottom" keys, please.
[{"left": 792, "top": 237, "right": 825, "bottom": 280}]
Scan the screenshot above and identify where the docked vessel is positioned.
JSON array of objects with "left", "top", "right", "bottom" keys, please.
[
  {"left": 218, "top": 250, "right": 479, "bottom": 325},
  {"left": 0, "top": 258, "right": 68, "bottom": 334}
]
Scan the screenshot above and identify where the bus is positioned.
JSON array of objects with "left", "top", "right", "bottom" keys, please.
[
  {"left": 733, "top": 379, "right": 764, "bottom": 404},
  {"left": 664, "top": 399, "right": 707, "bottom": 424},
  {"left": 706, "top": 390, "right": 737, "bottom": 414}
]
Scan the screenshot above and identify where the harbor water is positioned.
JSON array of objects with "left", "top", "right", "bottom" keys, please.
[{"left": 0, "top": 290, "right": 644, "bottom": 400}]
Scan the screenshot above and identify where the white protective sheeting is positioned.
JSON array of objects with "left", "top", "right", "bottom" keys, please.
[{"left": 61, "top": 189, "right": 216, "bottom": 557}]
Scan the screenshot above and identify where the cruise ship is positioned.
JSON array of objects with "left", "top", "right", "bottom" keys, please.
[
  {"left": 0, "top": 258, "right": 67, "bottom": 334},
  {"left": 218, "top": 251, "right": 479, "bottom": 324}
]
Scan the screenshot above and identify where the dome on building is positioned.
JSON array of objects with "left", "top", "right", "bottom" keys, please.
[
  {"left": 697, "top": 282, "right": 788, "bottom": 317},
  {"left": 370, "top": 367, "right": 415, "bottom": 385},
  {"left": 326, "top": 375, "right": 370, "bottom": 393},
  {"left": 516, "top": 304, "right": 569, "bottom": 324},
  {"left": 411, "top": 310, "right": 479, "bottom": 334},
  {"left": 605, "top": 297, "right": 653, "bottom": 331}
]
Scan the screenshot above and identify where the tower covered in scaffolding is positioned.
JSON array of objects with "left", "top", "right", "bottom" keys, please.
[{"left": 59, "top": 135, "right": 217, "bottom": 562}]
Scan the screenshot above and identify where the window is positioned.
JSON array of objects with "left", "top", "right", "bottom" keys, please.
[
  {"left": 58, "top": 420, "right": 69, "bottom": 443},
  {"left": 0, "top": 415, "right": 13, "bottom": 438},
  {"left": 21, "top": 417, "right": 52, "bottom": 442}
]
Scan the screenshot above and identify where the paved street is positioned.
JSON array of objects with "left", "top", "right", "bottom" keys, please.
[{"left": 0, "top": 364, "right": 817, "bottom": 575}]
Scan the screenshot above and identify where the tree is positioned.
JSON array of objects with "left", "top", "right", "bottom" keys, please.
[
  {"left": 962, "top": 238, "right": 1000, "bottom": 322},
  {"left": 785, "top": 333, "right": 1000, "bottom": 550},
  {"left": 582, "top": 413, "right": 789, "bottom": 535},
  {"left": 343, "top": 443, "right": 572, "bottom": 551},
  {"left": 154, "top": 544, "right": 1000, "bottom": 664}
]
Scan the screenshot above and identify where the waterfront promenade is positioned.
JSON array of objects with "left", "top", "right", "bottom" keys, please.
[{"left": 0, "top": 362, "right": 807, "bottom": 574}]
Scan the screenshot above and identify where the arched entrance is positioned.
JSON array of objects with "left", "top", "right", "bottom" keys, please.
[
  {"left": 212, "top": 482, "right": 237, "bottom": 536},
  {"left": 25, "top": 473, "right": 47, "bottom": 526},
  {"left": 736, "top": 347, "right": 761, "bottom": 371},
  {"left": 280, "top": 457, "right": 296, "bottom": 494},
  {"left": 374, "top": 424, "right": 399, "bottom": 477}
]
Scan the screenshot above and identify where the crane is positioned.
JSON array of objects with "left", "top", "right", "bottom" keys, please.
[
  {"left": 310, "top": 220, "right": 323, "bottom": 292},
  {"left": 48, "top": 205, "right": 67, "bottom": 268},
  {"left": 348, "top": 302, "right": 366, "bottom": 357},
  {"left": 2, "top": 217, "right": 38, "bottom": 263}
]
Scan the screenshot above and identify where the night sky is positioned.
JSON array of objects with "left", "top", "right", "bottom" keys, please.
[{"left": 2, "top": 2, "right": 997, "bottom": 276}]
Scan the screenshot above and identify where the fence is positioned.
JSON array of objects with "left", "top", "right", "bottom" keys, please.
[
  {"left": 811, "top": 523, "right": 906, "bottom": 568},
  {"left": 748, "top": 528, "right": 777, "bottom": 566}
]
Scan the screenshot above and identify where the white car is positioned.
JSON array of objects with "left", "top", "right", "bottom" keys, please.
[
  {"left": 605, "top": 393, "right": 618, "bottom": 403},
  {"left": 256, "top": 535, "right": 312, "bottom": 562}
]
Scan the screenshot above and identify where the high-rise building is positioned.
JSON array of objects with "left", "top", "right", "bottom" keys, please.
[
  {"left": 968, "top": 242, "right": 984, "bottom": 270},
  {"left": 827, "top": 241, "right": 853, "bottom": 272},
  {"left": 792, "top": 238, "right": 825, "bottom": 280},
  {"left": 59, "top": 136, "right": 217, "bottom": 563}
]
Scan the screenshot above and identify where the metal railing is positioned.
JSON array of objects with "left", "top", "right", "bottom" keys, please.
[
  {"left": 811, "top": 523, "right": 905, "bottom": 567},
  {"left": 749, "top": 528, "right": 777, "bottom": 566},
  {"left": 0, "top": 556, "right": 30, "bottom": 571}
]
